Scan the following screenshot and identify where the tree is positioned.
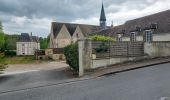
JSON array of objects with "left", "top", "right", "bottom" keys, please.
[
  {"left": 39, "top": 37, "right": 48, "bottom": 49},
  {"left": 0, "top": 21, "right": 5, "bottom": 51},
  {"left": 4, "top": 34, "right": 20, "bottom": 50},
  {"left": 0, "top": 21, "right": 2, "bottom": 31}
]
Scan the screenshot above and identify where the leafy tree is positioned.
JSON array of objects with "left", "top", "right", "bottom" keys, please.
[
  {"left": 0, "top": 21, "right": 5, "bottom": 51},
  {"left": 39, "top": 37, "right": 48, "bottom": 49},
  {"left": 4, "top": 34, "right": 20, "bottom": 50},
  {"left": 0, "top": 21, "right": 2, "bottom": 31}
]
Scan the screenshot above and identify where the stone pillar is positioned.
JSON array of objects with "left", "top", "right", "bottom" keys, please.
[{"left": 78, "top": 39, "right": 92, "bottom": 77}]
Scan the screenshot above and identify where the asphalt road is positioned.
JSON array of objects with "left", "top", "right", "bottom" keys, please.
[
  {"left": 0, "top": 68, "right": 74, "bottom": 93},
  {"left": 1, "top": 63, "right": 170, "bottom": 100}
]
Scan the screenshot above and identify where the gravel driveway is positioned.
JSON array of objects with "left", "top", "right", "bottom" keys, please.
[{"left": 2, "top": 61, "right": 69, "bottom": 75}]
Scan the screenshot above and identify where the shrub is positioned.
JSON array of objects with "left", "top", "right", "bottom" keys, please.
[
  {"left": 5, "top": 50, "right": 16, "bottom": 56},
  {"left": 95, "top": 42, "right": 110, "bottom": 53},
  {"left": 64, "top": 43, "right": 79, "bottom": 72},
  {"left": 89, "top": 35, "right": 115, "bottom": 53},
  {"left": 89, "top": 35, "right": 116, "bottom": 42}
]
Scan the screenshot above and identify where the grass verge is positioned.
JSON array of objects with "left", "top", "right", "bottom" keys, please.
[{"left": 0, "top": 56, "right": 38, "bottom": 64}]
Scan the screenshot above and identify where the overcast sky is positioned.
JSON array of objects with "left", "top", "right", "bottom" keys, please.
[{"left": 0, "top": 0, "right": 170, "bottom": 37}]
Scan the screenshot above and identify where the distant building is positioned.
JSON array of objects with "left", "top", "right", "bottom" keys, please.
[
  {"left": 16, "top": 33, "right": 40, "bottom": 56},
  {"left": 48, "top": 3, "right": 107, "bottom": 48},
  {"left": 49, "top": 22, "right": 102, "bottom": 48}
]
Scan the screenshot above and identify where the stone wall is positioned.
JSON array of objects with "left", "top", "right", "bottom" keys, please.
[
  {"left": 78, "top": 39, "right": 170, "bottom": 76},
  {"left": 144, "top": 41, "right": 170, "bottom": 57}
]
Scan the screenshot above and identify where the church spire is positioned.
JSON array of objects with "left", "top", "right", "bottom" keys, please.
[{"left": 100, "top": 1, "right": 106, "bottom": 29}]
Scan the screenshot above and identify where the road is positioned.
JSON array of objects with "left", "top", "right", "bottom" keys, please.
[{"left": 1, "top": 63, "right": 170, "bottom": 100}]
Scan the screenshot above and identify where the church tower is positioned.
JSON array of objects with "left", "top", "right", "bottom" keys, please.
[{"left": 100, "top": 2, "right": 107, "bottom": 29}]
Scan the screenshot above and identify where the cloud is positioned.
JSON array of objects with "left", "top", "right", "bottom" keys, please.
[
  {"left": 4, "top": 16, "right": 51, "bottom": 37},
  {"left": 0, "top": 0, "right": 170, "bottom": 37}
]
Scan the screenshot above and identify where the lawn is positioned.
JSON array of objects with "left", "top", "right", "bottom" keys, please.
[
  {"left": 0, "top": 56, "right": 37, "bottom": 64},
  {"left": 0, "top": 56, "right": 46, "bottom": 73}
]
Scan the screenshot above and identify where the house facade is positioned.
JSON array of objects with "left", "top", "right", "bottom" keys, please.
[
  {"left": 17, "top": 33, "right": 40, "bottom": 56},
  {"left": 48, "top": 3, "right": 107, "bottom": 48},
  {"left": 93, "top": 9, "right": 170, "bottom": 42},
  {"left": 48, "top": 22, "right": 103, "bottom": 48}
]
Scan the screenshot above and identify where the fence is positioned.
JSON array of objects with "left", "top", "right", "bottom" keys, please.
[
  {"left": 78, "top": 39, "right": 170, "bottom": 76},
  {"left": 92, "top": 41, "right": 144, "bottom": 59}
]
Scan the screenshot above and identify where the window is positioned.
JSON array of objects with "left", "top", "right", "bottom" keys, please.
[
  {"left": 76, "top": 33, "right": 79, "bottom": 38},
  {"left": 130, "top": 32, "right": 136, "bottom": 42},
  {"left": 145, "top": 30, "right": 152, "bottom": 42},
  {"left": 117, "top": 34, "right": 122, "bottom": 42}
]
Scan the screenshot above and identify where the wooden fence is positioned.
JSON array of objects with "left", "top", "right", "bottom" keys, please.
[{"left": 92, "top": 41, "right": 144, "bottom": 58}]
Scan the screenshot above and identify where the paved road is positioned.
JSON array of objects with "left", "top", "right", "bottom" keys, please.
[
  {"left": 0, "top": 68, "right": 74, "bottom": 93},
  {"left": 1, "top": 63, "right": 170, "bottom": 100}
]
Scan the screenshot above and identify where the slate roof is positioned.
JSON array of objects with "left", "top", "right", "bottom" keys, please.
[
  {"left": 19, "top": 33, "right": 39, "bottom": 43},
  {"left": 51, "top": 22, "right": 102, "bottom": 38},
  {"left": 94, "top": 9, "right": 170, "bottom": 36}
]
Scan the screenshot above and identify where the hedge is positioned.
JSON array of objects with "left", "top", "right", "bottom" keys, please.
[
  {"left": 5, "top": 50, "right": 16, "bottom": 56},
  {"left": 64, "top": 43, "right": 79, "bottom": 72},
  {"left": 89, "top": 35, "right": 116, "bottom": 42}
]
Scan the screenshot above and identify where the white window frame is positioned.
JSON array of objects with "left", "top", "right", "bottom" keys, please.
[
  {"left": 145, "top": 30, "right": 152, "bottom": 42},
  {"left": 117, "top": 34, "right": 122, "bottom": 42},
  {"left": 130, "top": 32, "right": 136, "bottom": 42}
]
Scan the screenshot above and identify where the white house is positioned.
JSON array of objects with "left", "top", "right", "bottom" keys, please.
[
  {"left": 16, "top": 33, "right": 40, "bottom": 56},
  {"left": 93, "top": 9, "right": 170, "bottom": 42}
]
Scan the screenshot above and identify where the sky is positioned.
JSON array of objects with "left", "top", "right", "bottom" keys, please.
[{"left": 0, "top": 0, "right": 170, "bottom": 37}]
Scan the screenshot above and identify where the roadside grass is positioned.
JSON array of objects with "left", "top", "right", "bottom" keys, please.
[{"left": 0, "top": 56, "right": 37, "bottom": 64}]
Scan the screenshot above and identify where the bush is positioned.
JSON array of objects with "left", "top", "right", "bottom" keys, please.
[
  {"left": 95, "top": 42, "right": 110, "bottom": 53},
  {"left": 89, "top": 35, "right": 115, "bottom": 53},
  {"left": 64, "top": 43, "right": 79, "bottom": 72},
  {"left": 89, "top": 35, "right": 116, "bottom": 42},
  {"left": 5, "top": 50, "right": 16, "bottom": 56}
]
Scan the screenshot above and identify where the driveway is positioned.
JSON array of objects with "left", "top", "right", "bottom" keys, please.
[
  {"left": 0, "top": 63, "right": 170, "bottom": 100},
  {"left": 3, "top": 61, "right": 69, "bottom": 75},
  {"left": 0, "top": 68, "right": 75, "bottom": 93}
]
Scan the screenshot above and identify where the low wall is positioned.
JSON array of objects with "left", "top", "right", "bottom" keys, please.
[
  {"left": 52, "top": 54, "right": 65, "bottom": 60},
  {"left": 144, "top": 42, "right": 170, "bottom": 57},
  {"left": 91, "top": 57, "right": 146, "bottom": 69},
  {"left": 78, "top": 39, "right": 170, "bottom": 76}
]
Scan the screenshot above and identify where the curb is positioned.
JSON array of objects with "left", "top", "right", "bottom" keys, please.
[{"left": 88, "top": 58, "right": 170, "bottom": 78}]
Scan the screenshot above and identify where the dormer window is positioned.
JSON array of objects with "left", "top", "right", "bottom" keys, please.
[
  {"left": 130, "top": 32, "right": 136, "bottom": 42},
  {"left": 144, "top": 30, "right": 153, "bottom": 42}
]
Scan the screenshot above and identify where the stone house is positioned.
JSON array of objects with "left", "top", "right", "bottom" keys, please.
[
  {"left": 93, "top": 9, "right": 170, "bottom": 42},
  {"left": 48, "top": 22, "right": 103, "bottom": 48},
  {"left": 16, "top": 33, "right": 40, "bottom": 56},
  {"left": 48, "top": 3, "right": 107, "bottom": 48}
]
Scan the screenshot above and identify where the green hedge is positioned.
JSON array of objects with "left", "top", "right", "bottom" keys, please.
[
  {"left": 89, "top": 35, "right": 115, "bottom": 53},
  {"left": 64, "top": 43, "right": 79, "bottom": 72},
  {"left": 5, "top": 50, "right": 16, "bottom": 56},
  {"left": 89, "top": 35, "right": 116, "bottom": 42}
]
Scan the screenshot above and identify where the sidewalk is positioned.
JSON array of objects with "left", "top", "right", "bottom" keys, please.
[{"left": 86, "top": 57, "right": 170, "bottom": 78}]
